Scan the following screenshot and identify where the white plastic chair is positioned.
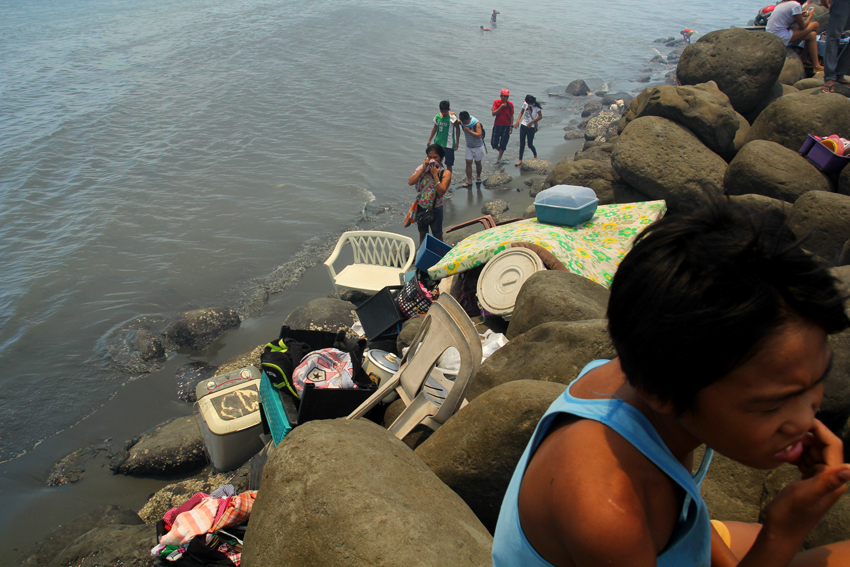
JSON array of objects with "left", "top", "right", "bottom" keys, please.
[
  {"left": 324, "top": 231, "right": 415, "bottom": 296},
  {"left": 347, "top": 294, "right": 482, "bottom": 439}
]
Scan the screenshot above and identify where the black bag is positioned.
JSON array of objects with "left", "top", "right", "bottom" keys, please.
[
  {"left": 260, "top": 338, "right": 312, "bottom": 399},
  {"left": 262, "top": 327, "right": 372, "bottom": 402}
]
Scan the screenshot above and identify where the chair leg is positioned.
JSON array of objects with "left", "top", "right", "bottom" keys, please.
[
  {"left": 387, "top": 395, "right": 435, "bottom": 439},
  {"left": 347, "top": 376, "right": 401, "bottom": 421}
]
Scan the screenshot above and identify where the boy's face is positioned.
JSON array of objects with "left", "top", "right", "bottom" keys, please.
[{"left": 676, "top": 318, "right": 831, "bottom": 470}]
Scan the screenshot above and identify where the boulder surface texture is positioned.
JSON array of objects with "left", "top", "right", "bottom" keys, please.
[
  {"left": 113, "top": 415, "right": 206, "bottom": 476},
  {"left": 724, "top": 140, "right": 831, "bottom": 203},
  {"left": 507, "top": 271, "right": 609, "bottom": 339},
  {"left": 283, "top": 297, "right": 356, "bottom": 331},
  {"left": 543, "top": 159, "right": 617, "bottom": 205},
  {"left": 416, "top": 380, "right": 567, "bottom": 533},
  {"left": 676, "top": 28, "right": 786, "bottom": 113},
  {"left": 164, "top": 307, "right": 241, "bottom": 351},
  {"left": 16, "top": 506, "right": 146, "bottom": 567},
  {"left": 621, "top": 82, "right": 740, "bottom": 155},
  {"left": 611, "top": 116, "right": 726, "bottom": 210},
  {"left": 469, "top": 319, "right": 615, "bottom": 400},
  {"left": 789, "top": 191, "right": 850, "bottom": 262},
  {"left": 746, "top": 91, "right": 850, "bottom": 151},
  {"left": 241, "top": 419, "right": 493, "bottom": 567}
]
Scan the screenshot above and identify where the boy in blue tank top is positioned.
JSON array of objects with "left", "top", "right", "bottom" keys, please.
[{"left": 493, "top": 197, "right": 850, "bottom": 566}]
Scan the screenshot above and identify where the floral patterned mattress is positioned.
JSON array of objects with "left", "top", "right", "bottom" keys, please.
[{"left": 428, "top": 201, "right": 667, "bottom": 288}]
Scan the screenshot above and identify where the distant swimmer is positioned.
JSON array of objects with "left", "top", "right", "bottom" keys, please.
[
  {"left": 681, "top": 28, "right": 696, "bottom": 43},
  {"left": 490, "top": 9, "right": 500, "bottom": 26},
  {"left": 480, "top": 25, "right": 492, "bottom": 31}
]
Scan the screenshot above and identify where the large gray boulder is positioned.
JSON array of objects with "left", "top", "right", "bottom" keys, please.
[
  {"left": 415, "top": 380, "right": 568, "bottom": 533},
  {"left": 584, "top": 110, "right": 620, "bottom": 141},
  {"left": 482, "top": 199, "right": 509, "bottom": 216},
  {"left": 743, "top": 82, "right": 798, "bottom": 124},
  {"left": 484, "top": 172, "right": 513, "bottom": 187},
  {"left": 163, "top": 307, "right": 241, "bottom": 351},
  {"left": 819, "top": 330, "right": 850, "bottom": 434},
  {"left": 566, "top": 79, "right": 591, "bottom": 96},
  {"left": 611, "top": 116, "right": 726, "bottom": 210},
  {"left": 788, "top": 191, "right": 850, "bottom": 262},
  {"left": 677, "top": 28, "right": 786, "bottom": 113},
  {"left": 48, "top": 524, "right": 152, "bottom": 567},
  {"left": 111, "top": 415, "right": 206, "bottom": 476},
  {"left": 724, "top": 140, "right": 831, "bottom": 203},
  {"left": 839, "top": 164, "right": 850, "bottom": 196},
  {"left": 779, "top": 47, "right": 806, "bottom": 85},
  {"left": 519, "top": 158, "right": 553, "bottom": 175},
  {"left": 795, "top": 77, "right": 824, "bottom": 90},
  {"left": 699, "top": 448, "right": 773, "bottom": 523},
  {"left": 284, "top": 297, "right": 357, "bottom": 332},
  {"left": 507, "top": 271, "right": 610, "bottom": 339},
  {"left": 621, "top": 82, "right": 741, "bottom": 155},
  {"left": 542, "top": 159, "right": 617, "bottom": 205},
  {"left": 727, "top": 194, "right": 793, "bottom": 217},
  {"left": 468, "top": 319, "right": 615, "bottom": 400},
  {"left": 241, "top": 419, "right": 492, "bottom": 567},
  {"left": 745, "top": 91, "right": 850, "bottom": 152},
  {"left": 15, "top": 506, "right": 144, "bottom": 567}
]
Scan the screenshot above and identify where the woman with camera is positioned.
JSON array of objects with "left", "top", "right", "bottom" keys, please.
[{"left": 407, "top": 144, "right": 452, "bottom": 245}]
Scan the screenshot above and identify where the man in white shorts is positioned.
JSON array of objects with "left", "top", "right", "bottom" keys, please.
[{"left": 459, "top": 111, "right": 485, "bottom": 189}]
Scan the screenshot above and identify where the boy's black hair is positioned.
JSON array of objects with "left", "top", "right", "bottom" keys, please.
[
  {"left": 425, "top": 143, "right": 445, "bottom": 159},
  {"left": 607, "top": 197, "right": 849, "bottom": 414},
  {"left": 439, "top": 100, "right": 451, "bottom": 112},
  {"left": 458, "top": 111, "right": 470, "bottom": 121}
]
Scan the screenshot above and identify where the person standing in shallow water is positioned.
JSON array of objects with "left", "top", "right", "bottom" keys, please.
[
  {"left": 491, "top": 88, "right": 514, "bottom": 163},
  {"left": 426, "top": 100, "right": 460, "bottom": 172},
  {"left": 458, "top": 111, "right": 485, "bottom": 189},
  {"left": 490, "top": 9, "right": 500, "bottom": 26},
  {"left": 514, "top": 94, "right": 542, "bottom": 167},
  {"left": 407, "top": 144, "right": 451, "bottom": 245}
]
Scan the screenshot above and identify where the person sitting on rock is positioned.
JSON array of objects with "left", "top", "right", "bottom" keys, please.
[
  {"left": 766, "top": 0, "right": 823, "bottom": 72},
  {"left": 493, "top": 196, "right": 850, "bottom": 567}
]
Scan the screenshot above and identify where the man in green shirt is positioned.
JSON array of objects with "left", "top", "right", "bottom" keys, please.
[{"left": 427, "top": 100, "right": 461, "bottom": 172}]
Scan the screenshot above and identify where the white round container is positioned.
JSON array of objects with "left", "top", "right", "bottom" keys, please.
[{"left": 476, "top": 247, "right": 545, "bottom": 318}]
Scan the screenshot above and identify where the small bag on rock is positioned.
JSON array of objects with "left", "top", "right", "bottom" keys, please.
[{"left": 396, "top": 270, "right": 440, "bottom": 318}]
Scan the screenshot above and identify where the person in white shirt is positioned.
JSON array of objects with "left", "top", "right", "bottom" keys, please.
[
  {"left": 513, "top": 95, "right": 543, "bottom": 167},
  {"left": 765, "top": 0, "right": 823, "bottom": 72}
]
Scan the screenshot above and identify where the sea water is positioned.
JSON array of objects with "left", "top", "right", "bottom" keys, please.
[{"left": 0, "top": 0, "right": 754, "bottom": 550}]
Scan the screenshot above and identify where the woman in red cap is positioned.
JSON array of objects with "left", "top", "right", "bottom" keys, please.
[{"left": 491, "top": 89, "right": 514, "bottom": 163}]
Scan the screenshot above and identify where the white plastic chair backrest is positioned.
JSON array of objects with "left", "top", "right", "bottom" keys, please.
[
  {"left": 396, "top": 294, "right": 482, "bottom": 418},
  {"left": 347, "top": 232, "right": 411, "bottom": 267}
]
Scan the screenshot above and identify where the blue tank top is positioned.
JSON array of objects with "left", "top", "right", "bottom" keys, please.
[{"left": 492, "top": 360, "right": 714, "bottom": 567}]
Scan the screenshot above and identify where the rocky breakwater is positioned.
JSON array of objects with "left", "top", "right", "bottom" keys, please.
[{"left": 20, "top": 27, "right": 850, "bottom": 564}]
